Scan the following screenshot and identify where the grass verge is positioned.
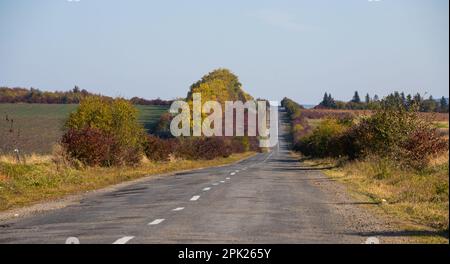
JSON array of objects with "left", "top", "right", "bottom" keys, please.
[
  {"left": 0, "top": 152, "right": 255, "bottom": 212},
  {"left": 302, "top": 154, "right": 449, "bottom": 244}
]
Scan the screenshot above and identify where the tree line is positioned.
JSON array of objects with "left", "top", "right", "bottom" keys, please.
[
  {"left": 317, "top": 91, "right": 449, "bottom": 113},
  {"left": 0, "top": 86, "right": 172, "bottom": 105}
]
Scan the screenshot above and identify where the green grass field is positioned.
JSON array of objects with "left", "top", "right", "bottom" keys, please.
[{"left": 0, "top": 104, "right": 168, "bottom": 154}]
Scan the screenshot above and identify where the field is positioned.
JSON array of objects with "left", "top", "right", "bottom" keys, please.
[{"left": 0, "top": 104, "right": 168, "bottom": 155}]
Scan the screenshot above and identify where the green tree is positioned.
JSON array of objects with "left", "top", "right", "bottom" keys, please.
[
  {"left": 351, "top": 91, "right": 361, "bottom": 103},
  {"left": 439, "top": 96, "right": 449, "bottom": 113},
  {"left": 365, "top": 93, "right": 371, "bottom": 104}
]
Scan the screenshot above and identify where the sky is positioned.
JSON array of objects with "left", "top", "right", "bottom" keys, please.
[{"left": 0, "top": 0, "right": 448, "bottom": 104}]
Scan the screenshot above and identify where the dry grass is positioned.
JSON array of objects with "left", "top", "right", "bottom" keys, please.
[
  {"left": 0, "top": 152, "right": 255, "bottom": 211},
  {"left": 304, "top": 154, "right": 449, "bottom": 242},
  {"left": 0, "top": 154, "right": 53, "bottom": 164}
]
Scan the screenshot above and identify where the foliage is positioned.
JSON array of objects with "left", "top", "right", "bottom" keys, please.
[
  {"left": 299, "top": 106, "right": 448, "bottom": 170},
  {"left": 186, "top": 68, "right": 253, "bottom": 104},
  {"left": 295, "top": 119, "right": 349, "bottom": 157},
  {"left": 63, "top": 97, "right": 145, "bottom": 166},
  {"left": 281, "top": 97, "right": 311, "bottom": 145},
  {"left": 315, "top": 90, "right": 449, "bottom": 113},
  {"left": 61, "top": 128, "right": 117, "bottom": 166},
  {"left": 0, "top": 86, "right": 171, "bottom": 106},
  {"left": 0, "top": 86, "right": 94, "bottom": 104},
  {"left": 143, "top": 135, "right": 177, "bottom": 161}
]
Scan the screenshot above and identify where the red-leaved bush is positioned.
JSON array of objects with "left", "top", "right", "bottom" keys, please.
[{"left": 61, "top": 128, "right": 117, "bottom": 167}]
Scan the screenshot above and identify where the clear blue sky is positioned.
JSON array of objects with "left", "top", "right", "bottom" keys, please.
[{"left": 0, "top": 0, "right": 448, "bottom": 104}]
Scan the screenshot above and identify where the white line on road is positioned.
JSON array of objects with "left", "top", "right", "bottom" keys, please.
[
  {"left": 190, "top": 195, "right": 200, "bottom": 201},
  {"left": 230, "top": 172, "right": 236, "bottom": 175},
  {"left": 226, "top": 177, "right": 230, "bottom": 180},
  {"left": 220, "top": 180, "right": 225, "bottom": 183},
  {"left": 172, "top": 207, "right": 184, "bottom": 211},
  {"left": 212, "top": 183, "right": 219, "bottom": 186},
  {"left": 148, "top": 219, "right": 165, "bottom": 225},
  {"left": 203, "top": 187, "right": 211, "bottom": 191},
  {"left": 113, "top": 236, "right": 134, "bottom": 244},
  {"left": 235, "top": 170, "right": 239, "bottom": 172}
]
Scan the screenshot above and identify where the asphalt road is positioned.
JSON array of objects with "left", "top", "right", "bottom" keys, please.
[{"left": 0, "top": 109, "right": 389, "bottom": 244}]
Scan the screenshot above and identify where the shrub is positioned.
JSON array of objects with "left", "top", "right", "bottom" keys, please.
[
  {"left": 144, "top": 135, "right": 177, "bottom": 161},
  {"left": 175, "top": 137, "right": 232, "bottom": 160},
  {"left": 153, "top": 112, "right": 173, "bottom": 138},
  {"left": 62, "top": 97, "right": 144, "bottom": 166},
  {"left": 61, "top": 128, "right": 117, "bottom": 167},
  {"left": 295, "top": 119, "right": 348, "bottom": 157},
  {"left": 343, "top": 108, "right": 448, "bottom": 169}
]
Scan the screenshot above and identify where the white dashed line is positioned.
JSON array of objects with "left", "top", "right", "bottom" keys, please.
[
  {"left": 220, "top": 180, "right": 225, "bottom": 183},
  {"left": 226, "top": 177, "right": 230, "bottom": 180},
  {"left": 190, "top": 195, "right": 200, "bottom": 201},
  {"left": 235, "top": 170, "right": 239, "bottom": 172},
  {"left": 230, "top": 172, "right": 236, "bottom": 175},
  {"left": 203, "top": 187, "right": 211, "bottom": 191},
  {"left": 113, "top": 236, "right": 134, "bottom": 244},
  {"left": 148, "top": 219, "right": 165, "bottom": 225},
  {"left": 172, "top": 207, "right": 184, "bottom": 211},
  {"left": 212, "top": 183, "right": 219, "bottom": 186}
]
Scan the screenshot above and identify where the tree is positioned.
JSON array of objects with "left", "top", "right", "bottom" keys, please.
[
  {"left": 351, "top": 91, "right": 361, "bottom": 103},
  {"left": 365, "top": 93, "right": 371, "bottom": 104},
  {"left": 421, "top": 96, "right": 437, "bottom": 112},
  {"left": 439, "top": 96, "right": 449, "bottom": 113},
  {"left": 73, "top": 86, "right": 80, "bottom": 93},
  {"left": 400, "top": 92, "right": 406, "bottom": 106}
]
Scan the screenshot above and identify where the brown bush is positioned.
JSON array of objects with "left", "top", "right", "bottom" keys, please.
[
  {"left": 144, "top": 135, "right": 177, "bottom": 161},
  {"left": 401, "top": 128, "right": 449, "bottom": 169},
  {"left": 175, "top": 137, "right": 232, "bottom": 160},
  {"left": 61, "top": 128, "right": 117, "bottom": 167}
]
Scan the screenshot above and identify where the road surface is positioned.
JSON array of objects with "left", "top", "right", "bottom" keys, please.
[{"left": 0, "top": 109, "right": 392, "bottom": 244}]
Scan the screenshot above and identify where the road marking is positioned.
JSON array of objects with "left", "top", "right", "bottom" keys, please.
[
  {"left": 262, "top": 152, "right": 274, "bottom": 163},
  {"left": 190, "top": 195, "right": 200, "bottom": 201},
  {"left": 235, "top": 170, "right": 239, "bottom": 172},
  {"left": 172, "top": 207, "right": 184, "bottom": 211},
  {"left": 113, "top": 236, "right": 134, "bottom": 244},
  {"left": 230, "top": 172, "right": 236, "bottom": 175},
  {"left": 212, "top": 183, "right": 219, "bottom": 186},
  {"left": 148, "top": 219, "right": 165, "bottom": 225},
  {"left": 220, "top": 180, "right": 225, "bottom": 183},
  {"left": 226, "top": 177, "right": 230, "bottom": 180},
  {"left": 365, "top": 237, "right": 380, "bottom": 244},
  {"left": 203, "top": 187, "right": 211, "bottom": 191},
  {"left": 65, "top": 237, "right": 80, "bottom": 244}
]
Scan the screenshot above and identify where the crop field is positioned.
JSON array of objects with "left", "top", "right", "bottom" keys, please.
[{"left": 0, "top": 104, "right": 168, "bottom": 154}]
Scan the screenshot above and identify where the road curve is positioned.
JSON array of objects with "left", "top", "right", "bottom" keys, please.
[{"left": 0, "top": 109, "right": 392, "bottom": 244}]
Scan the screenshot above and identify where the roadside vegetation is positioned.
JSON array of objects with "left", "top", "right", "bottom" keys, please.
[{"left": 282, "top": 97, "right": 449, "bottom": 240}]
